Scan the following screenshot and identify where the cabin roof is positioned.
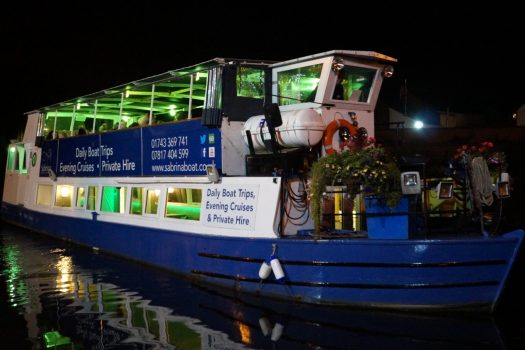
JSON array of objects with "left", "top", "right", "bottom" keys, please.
[
  {"left": 27, "top": 50, "right": 395, "bottom": 115},
  {"left": 30, "top": 58, "right": 224, "bottom": 114},
  {"left": 271, "top": 50, "right": 397, "bottom": 68},
  {"left": 30, "top": 57, "right": 274, "bottom": 115}
]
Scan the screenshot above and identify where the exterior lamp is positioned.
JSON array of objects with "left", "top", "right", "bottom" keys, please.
[
  {"left": 382, "top": 65, "right": 394, "bottom": 78},
  {"left": 436, "top": 181, "right": 454, "bottom": 199},
  {"left": 496, "top": 172, "right": 510, "bottom": 198},
  {"left": 401, "top": 171, "right": 421, "bottom": 195},
  {"left": 331, "top": 57, "right": 344, "bottom": 72}
]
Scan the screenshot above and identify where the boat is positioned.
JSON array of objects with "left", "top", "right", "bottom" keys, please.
[
  {"left": 1, "top": 226, "right": 510, "bottom": 349},
  {"left": 2, "top": 49, "right": 523, "bottom": 312}
]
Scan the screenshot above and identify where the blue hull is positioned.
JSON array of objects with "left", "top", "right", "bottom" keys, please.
[{"left": 2, "top": 201, "right": 523, "bottom": 312}]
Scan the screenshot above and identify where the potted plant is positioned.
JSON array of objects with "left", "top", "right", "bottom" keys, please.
[{"left": 309, "top": 139, "right": 402, "bottom": 234}]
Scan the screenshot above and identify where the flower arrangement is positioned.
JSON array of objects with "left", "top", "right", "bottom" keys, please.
[
  {"left": 451, "top": 141, "right": 507, "bottom": 179},
  {"left": 309, "top": 139, "right": 402, "bottom": 233}
]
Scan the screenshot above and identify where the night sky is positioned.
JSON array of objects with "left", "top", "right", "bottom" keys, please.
[{"left": 2, "top": 2, "right": 524, "bottom": 140}]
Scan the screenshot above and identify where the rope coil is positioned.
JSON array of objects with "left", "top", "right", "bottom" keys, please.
[{"left": 470, "top": 156, "right": 494, "bottom": 207}]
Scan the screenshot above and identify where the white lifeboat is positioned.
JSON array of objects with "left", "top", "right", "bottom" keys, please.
[{"left": 242, "top": 109, "right": 325, "bottom": 151}]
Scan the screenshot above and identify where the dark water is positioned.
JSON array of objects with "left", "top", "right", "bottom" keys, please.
[{"left": 1, "top": 224, "right": 524, "bottom": 350}]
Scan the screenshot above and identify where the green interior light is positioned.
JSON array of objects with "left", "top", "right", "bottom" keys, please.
[
  {"left": 7, "top": 146, "right": 16, "bottom": 170},
  {"left": 166, "top": 204, "right": 201, "bottom": 220},
  {"left": 101, "top": 187, "right": 126, "bottom": 213},
  {"left": 236, "top": 67, "right": 265, "bottom": 98},
  {"left": 101, "top": 187, "right": 119, "bottom": 212},
  {"left": 131, "top": 201, "right": 142, "bottom": 214}
]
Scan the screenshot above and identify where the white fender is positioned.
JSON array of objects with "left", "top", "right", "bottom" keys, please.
[
  {"left": 270, "top": 255, "right": 285, "bottom": 282},
  {"left": 259, "top": 317, "right": 272, "bottom": 336},
  {"left": 271, "top": 322, "right": 284, "bottom": 342},
  {"left": 258, "top": 260, "right": 272, "bottom": 280}
]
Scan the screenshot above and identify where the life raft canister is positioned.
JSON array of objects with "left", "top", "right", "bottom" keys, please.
[{"left": 323, "top": 119, "right": 358, "bottom": 154}]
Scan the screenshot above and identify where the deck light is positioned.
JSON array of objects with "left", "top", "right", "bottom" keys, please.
[
  {"left": 436, "top": 181, "right": 454, "bottom": 199},
  {"left": 496, "top": 173, "right": 510, "bottom": 198},
  {"left": 331, "top": 57, "right": 344, "bottom": 72},
  {"left": 401, "top": 171, "right": 421, "bottom": 194},
  {"left": 382, "top": 65, "right": 394, "bottom": 78}
]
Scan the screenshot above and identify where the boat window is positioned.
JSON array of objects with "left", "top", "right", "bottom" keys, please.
[
  {"left": 159, "top": 72, "right": 208, "bottom": 121},
  {"left": 332, "top": 65, "right": 376, "bottom": 103},
  {"left": 165, "top": 187, "right": 202, "bottom": 221},
  {"left": 114, "top": 71, "right": 210, "bottom": 128},
  {"left": 17, "top": 145, "right": 27, "bottom": 174},
  {"left": 277, "top": 63, "right": 323, "bottom": 105},
  {"left": 55, "top": 185, "right": 74, "bottom": 207},
  {"left": 130, "top": 187, "right": 144, "bottom": 215},
  {"left": 81, "top": 101, "right": 102, "bottom": 134},
  {"left": 87, "top": 186, "right": 99, "bottom": 210},
  {"left": 101, "top": 186, "right": 127, "bottom": 213},
  {"left": 43, "top": 111, "right": 57, "bottom": 140},
  {"left": 44, "top": 107, "right": 74, "bottom": 139},
  {"left": 7, "top": 145, "right": 16, "bottom": 171},
  {"left": 236, "top": 67, "right": 265, "bottom": 99},
  {"left": 36, "top": 184, "right": 53, "bottom": 206},
  {"left": 125, "top": 84, "right": 157, "bottom": 128},
  {"left": 39, "top": 67, "right": 212, "bottom": 138},
  {"left": 7, "top": 144, "right": 27, "bottom": 173},
  {"left": 76, "top": 187, "right": 86, "bottom": 208},
  {"left": 145, "top": 189, "right": 160, "bottom": 215}
]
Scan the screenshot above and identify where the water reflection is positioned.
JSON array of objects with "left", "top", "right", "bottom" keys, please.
[{"left": 0, "top": 225, "right": 517, "bottom": 349}]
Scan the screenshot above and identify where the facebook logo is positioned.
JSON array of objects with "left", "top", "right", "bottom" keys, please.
[{"left": 202, "top": 148, "right": 207, "bottom": 157}]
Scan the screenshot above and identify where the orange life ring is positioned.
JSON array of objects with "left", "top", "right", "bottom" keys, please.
[{"left": 323, "top": 119, "right": 357, "bottom": 154}]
